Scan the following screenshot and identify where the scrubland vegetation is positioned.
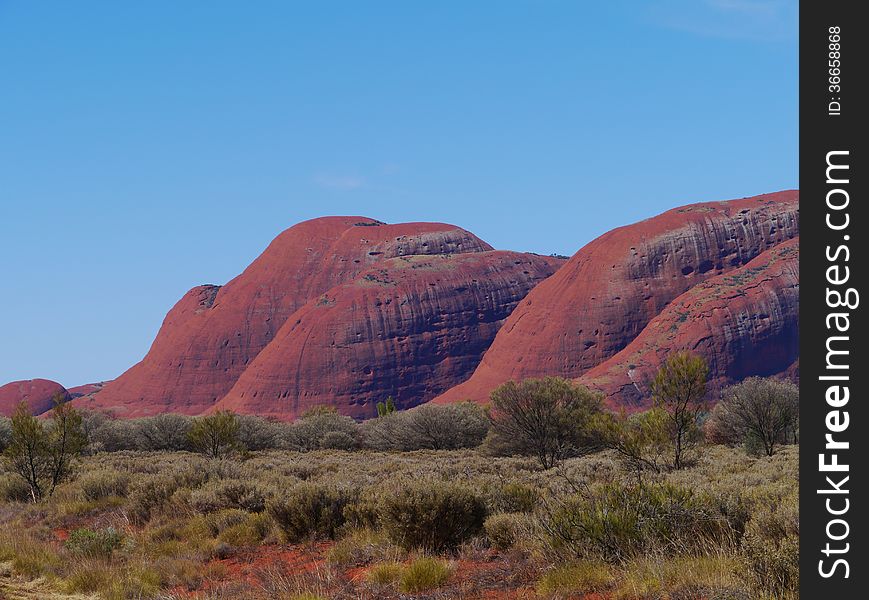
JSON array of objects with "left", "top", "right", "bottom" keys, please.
[{"left": 0, "top": 356, "right": 799, "bottom": 599}]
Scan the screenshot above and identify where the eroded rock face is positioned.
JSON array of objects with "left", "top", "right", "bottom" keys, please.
[
  {"left": 578, "top": 238, "right": 799, "bottom": 408},
  {"left": 74, "top": 217, "right": 497, "bottom": 416},
  {"left": 214, "top": 251, "right": 565, "bottom": 420},
  {"left": 0, "top": 379, "right": 70, "bottom": 416},
  {"left": 434, "top": 191, "right": 799, "bottom": 404}
]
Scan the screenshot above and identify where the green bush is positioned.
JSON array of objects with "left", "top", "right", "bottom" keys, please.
[
  {"left": 189, "top": 479, "right": 266, "bottom": 513},
  {"left": 740, "top": 493, "right": 799, "bottom": 596},
  {"left": 127, "top": 475, "right": 182, "bottom": 524},
  {"left": 546, "top": 483, "right": 732, "bottom": 562},
  {"left": 484, "top": 512, "right": 528, "bottom": 551},
  {"left": 64, "top": 527, "right": 123, "bottom": 557},
  {"left": 536, "top": 562, "right": 614, "bottom": 596},
  {"left": 78, "top": 470, "right": 132, "bottom": 500},
  {"left": 0, "top": 473, "right": 32, "bottom": 502},
  {"left": 399, "top": 557, "right": 452, "bottom": 593},
  {"left": 268, "top": 483, "right": 352, "bottom": 541},
  {"left": 366, "top": 561, "right": 404, "bottom": 586},
  {"left": 495, "top": 482, "right": 538, "bottom": 513},
  {"left": 379, "top": 481, "right": 486, "bottom": 551}
]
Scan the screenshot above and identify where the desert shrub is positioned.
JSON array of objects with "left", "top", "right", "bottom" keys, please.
[
  {"left": 237, "top": 414, "right": 287, "bottom": 450},
  {"left": 319, "top": 430, "right": 358, "bottom": 450},
  {"left": 545, "top": 483, "right": 733, "bottom": 562},
  {"left": 64, "top": 563, "right": 162, "bottom": 598},
  {"left": 342, "top": 486, "right": 382, "bottom": 529},
  {"left": 740, "top": 492, "right": 799, "bottom": 596},
  {"left": 86, "top": 417, "right": 139, "bottom": 452},
  {"left": 189, "top": 479, "right": 267, "bottom": 513},
  {"left": 189, "top": 411, "right": 241, "bottom": 458},
  {"left": 127, "top": 474, "right": 183, "bottom": 524},
  {"left": 64, "top": 526, "right": 123, "bottom": 557},
  {"left": 366, "top": 561, "right": 404, "bottom": 586},
  {"left": 133, "top": 413, "right": 194, "bottom": 451},
  {"left": 0, "top": 531, "right": 63, "bottom": 579},
  {"left": 484, "top": 512, "right": 529, "bottom": 551},
  {"left": 77, "top": 470, "right": 132, "bottom": 500},
  {"left": 537, "top": 562, "right": 614, "bottom": 596},
  {"left": 707, "top": 377, "right": 799, "bottom": 456},
  {"left": 0, "top": 416, "right": 12, "bottom": 451},
  {"left": 379, "top": 481, "right": 486, "bottom": 551},
  {"left": 327, "top": 528, "right": 402, "bottom": 566},
  {"left": 217, "top": 512, "right": 274, "bottom": 546},
  {"left": 615, "top": 555, "right": 747, "bottom": 600},
  {"left": 360, "top": 412, "right": 406, "bottom": 451},
  {"left": 487, "top": 377, "right": 604, "bottom": 469},
  {"left": 399, "top": 557, "right": 453, "bottom": 593},
  {"left": 269, "top": 483, "right": 352, "bottom": 541},
  {"left": 494, "top": 482, "right": 539, "bottom": 513},
  {"left": 203, "top": 508, "right": 250, "bottom": 537},
  {"left": 362, "top": 402, "right": 489, "bottom": 451},
  {"left": 0, "top": 472, "right": 32, "bottom": 502},
  {"left": 284, "top": 407, "right": 360, "bottom": 451}
]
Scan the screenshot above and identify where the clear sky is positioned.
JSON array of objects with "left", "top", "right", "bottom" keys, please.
[{"left": 0, "top": 1, "right": 797, "bottom": 387}]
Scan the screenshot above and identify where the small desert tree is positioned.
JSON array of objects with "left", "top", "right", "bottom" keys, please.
[
  {"left": 376, "top": 396, "right": 397, "bottom": 417},
  {"left": 708, "top": 377, "right": 799, "bottom": 456},
  {"left": 188, "top": 410, "right": 241, "bottom": 459},
  {"left": 596, "top": 408, "right": 671, "bottom": 479},
  {"left": 488, "top": 377, "right": 603, "bottom": 469},
  {"left": 650, "top": 352, "right": 709, "bottom": 469},
  {"left": 3, "top": 394, "right": 86, "bottom": 501}
]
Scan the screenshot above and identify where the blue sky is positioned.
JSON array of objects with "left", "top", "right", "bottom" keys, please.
[{"left": 0, "top": 1, "right": 797, "bottom": 387}]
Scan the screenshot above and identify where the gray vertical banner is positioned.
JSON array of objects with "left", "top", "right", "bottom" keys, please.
[{"left": 800, "top": 1, "right": 866, "bottom": 596}]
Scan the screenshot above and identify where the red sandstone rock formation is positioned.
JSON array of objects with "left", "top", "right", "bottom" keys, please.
[
  {"left": 73, "top": 217, "right": 499, "bottom": 417},
  {"left": 578, "top": 238, "right": 799, "bottom": 408},
  {"left": 214, "top": 251, "right": 564, "bottom": 420},
  {"left": 434, "top": 191, "right": 799, "bottom": 405},
  {"left": 0, "top": 379, "right": 70, "bottom": 416},
  {"left": 68, "top": 382, "right": 109, "bottom": 399}
]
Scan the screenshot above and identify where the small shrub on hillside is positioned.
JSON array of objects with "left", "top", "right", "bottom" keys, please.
[
  {"left": 269, "top": 483, "right": 352, "bottom": 541},
  {"left": 399, "top": 557, "right": 453, "bottom": 593},
  {"left": 78, "top": 470, "right": 132, "bottom": 500},
  {"left": 189, "top": 479, "right": 266, "bottom": 513},
  {"left": 64, "top": 526, "right": 123, "bottom": 557},
  {"left": 379, "top": 481, "right": 486, "bottom": 551}
]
